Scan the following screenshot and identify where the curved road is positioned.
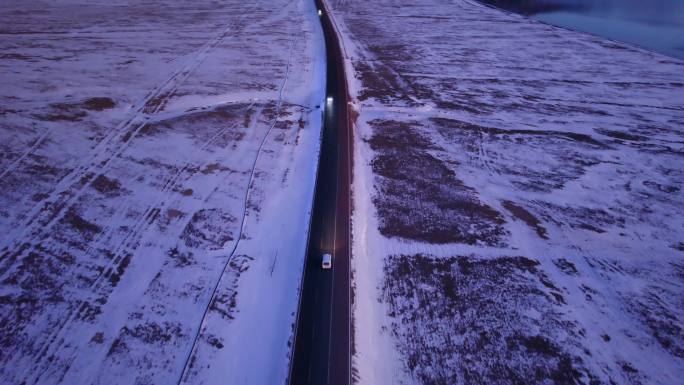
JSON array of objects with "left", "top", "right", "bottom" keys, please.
[{"left": 289, "top": 0, "right": 351, "bottom": 384}]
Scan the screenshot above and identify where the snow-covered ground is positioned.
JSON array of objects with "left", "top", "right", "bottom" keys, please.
[
  {"left": 0, "top": 0, "right": 325, "bottom": 384},
  {"left": 324, "top": 0, "right": 684, "bottom": 383}
]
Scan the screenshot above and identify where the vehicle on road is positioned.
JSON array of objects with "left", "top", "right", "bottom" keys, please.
[{"left": 322, "top": 253, "right": 332, "bottom": 269}]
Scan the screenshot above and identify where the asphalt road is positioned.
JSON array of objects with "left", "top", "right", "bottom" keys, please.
[{"left": 289, "top": 1, "right": 351, "bottom": 384}]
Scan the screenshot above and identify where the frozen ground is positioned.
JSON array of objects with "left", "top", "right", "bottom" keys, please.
[
  {"left": 324, "top": 0, "right": 684, "bottom": 384},
  {"left": 0, "top": 0, "right": 325, "bottom": 384}
]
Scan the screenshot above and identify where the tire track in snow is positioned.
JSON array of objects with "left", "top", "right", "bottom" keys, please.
[
  {"left": 478, "top": 129, "right": 496, "bottom": 175},
  {"left": 0, "top": 24, "right": 233, "bottom": 279},
  {"left": 0, "top": 126, "right": 52, "bottom": 180},
  {"left": 23, "top": 102, "right": 258, "bottom": 385},
  {"left": 10, "top": 27, "right": 241, "bottom": 385},
  {"left": 176, "top": 37, "right": 296, "bottom": 385}
]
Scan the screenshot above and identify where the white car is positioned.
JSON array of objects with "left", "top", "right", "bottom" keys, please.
[{"left": 322, "top": 253, "right": 332, "bottom": 269}]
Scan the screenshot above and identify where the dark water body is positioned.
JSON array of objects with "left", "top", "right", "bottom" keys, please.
[{"left": 481, "top": 0, "right": 684, "bottom": 59}]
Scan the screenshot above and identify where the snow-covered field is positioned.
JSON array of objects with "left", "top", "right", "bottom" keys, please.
[
  {"left": 324, "top": 0, "right": 684, "bottom": 383},
  {"left": 0, "top": 0, "right": 324, "bottom": 384}
]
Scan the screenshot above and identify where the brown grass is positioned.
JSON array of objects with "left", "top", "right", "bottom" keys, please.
[
  {"left": 382, "top": 254, "right": 588, "bottom": 384},
  {"left": 368, "top": 120, "right": 506, "bottom": 245},
  {"left": 502, "top": 200, "right": 548, "bottom": 239},
  {"left": 83, "top": 97, "right": 115, "bottom": 111},
  {"left": 64, "top": 208, "right": 102, "bottom": 239},
  {"left": 91, "top": 174, "right": 121, "bottom": 195}
]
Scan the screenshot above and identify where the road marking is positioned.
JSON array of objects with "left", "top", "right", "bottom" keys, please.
[{"left": 327, "top": 96, "right": 340, "bottom": 385}]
